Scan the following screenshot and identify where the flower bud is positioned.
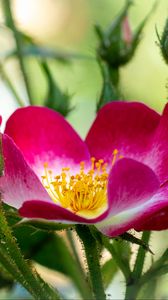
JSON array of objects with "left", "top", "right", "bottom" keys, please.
[{"left": 96, "top": 0, "right": 152, "bottom": 68}]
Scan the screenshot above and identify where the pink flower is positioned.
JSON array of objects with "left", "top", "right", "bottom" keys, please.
[{"left": 1, "top": 101, "right": 168, "bottom": 237}]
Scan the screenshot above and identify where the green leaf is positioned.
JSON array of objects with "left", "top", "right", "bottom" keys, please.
[{"left": 101, "top": 259, "right": 118, "bottom": 288}]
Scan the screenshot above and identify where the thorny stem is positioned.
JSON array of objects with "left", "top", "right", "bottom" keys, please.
[
  {"left": 66, "top": 230, "right": 93, "bottom": 299},
  {"left": 76, "top": 225, "right": 106, "bottom": 300}
]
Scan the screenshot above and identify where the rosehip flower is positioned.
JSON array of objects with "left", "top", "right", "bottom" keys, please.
[{"left": 0, "top": 102, "right": 168, "bottom": 237}]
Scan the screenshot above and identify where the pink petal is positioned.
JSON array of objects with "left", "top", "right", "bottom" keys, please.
[
  {"left": 5, "top": 106, "right": 90, "bottom": 176},
  {"left": 96, "top": 158, "right": 160, "bottom": 236},
  {"left": 135, "top": 208, "right": 168, "bottom": 231},
  {"left": 134, "top": 186, "right": 168, "bottom": 231},
  {"left": 107, "top": 158, "right": 160, "bottom": 214},
  {"left": 0, "top": 134, "right": 51, "bottom": 208},
  {"left": 144, "top": 103, "right": 168, "bottom": 182},
  {"left": 85, "top": 102, "right": 160, "bottom": 165},
  {"left": 19, "top": 200, "right": 108, "bottom": 224},
  {"left": 0, "top": 116, "right": 2, "bottom": 126}
]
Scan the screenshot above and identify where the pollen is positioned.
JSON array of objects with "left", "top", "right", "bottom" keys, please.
[{"left": 41, "top": 149, "right": 122, "bottom": 217}]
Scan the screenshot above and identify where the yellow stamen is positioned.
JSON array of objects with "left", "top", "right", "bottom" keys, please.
[
  {"left": 41, "top": 149, "right": 123, "bottom": 218},
  {"left": 111, "top": 149, "right": 119, "bottom": 166}
]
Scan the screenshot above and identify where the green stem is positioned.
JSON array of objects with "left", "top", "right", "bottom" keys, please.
[
  {"left": 76, "top": 225, "right": 106, "bottom": 300},
  {"left": 0, "top": 63, "right": 24, "bottom": 107},
  {"left": 109, "top": 66, "right": 120, "bottom": 87},
  {"left": 0, "top": 203, "right": 61, "bottom": 300},
  {"left": 66, "top": 230, "right": 93, "bottom": 300},
  {"left": 102, "top": 236, "right": 131, "bottom": 282},
  {"left": 96, "top": 59, "right": 119, "bottom": 111},
  {"left": 2, "top": 0, "right": 33, "bottom": 105},
  {"left": 125, "top": 231, "right": 151, "bottom": 300}
]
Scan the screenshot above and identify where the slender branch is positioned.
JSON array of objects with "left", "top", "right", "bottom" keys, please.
[
  {"left": 76, "top": 225, "right": 106, "bottom": 300},
  {"left": 2, "top": 0, "right": 33, "bottom": 104},
  {"left": 0, "top": 63, "right": 24, "bottom": 107}
]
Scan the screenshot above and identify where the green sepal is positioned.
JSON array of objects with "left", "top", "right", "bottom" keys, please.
[
  {"left": 41, "top": 61, "right": 73, "bottom": 116},
  {"left": 119, "top": 232, "right": 153, "bottom": 253},
  {"left": 158, "top": 18, "right": 168, "bottom": 65}
]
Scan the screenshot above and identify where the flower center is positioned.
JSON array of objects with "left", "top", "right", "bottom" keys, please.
[{"left": 41, "top": 149, "right": 121, "bottom": 218}]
